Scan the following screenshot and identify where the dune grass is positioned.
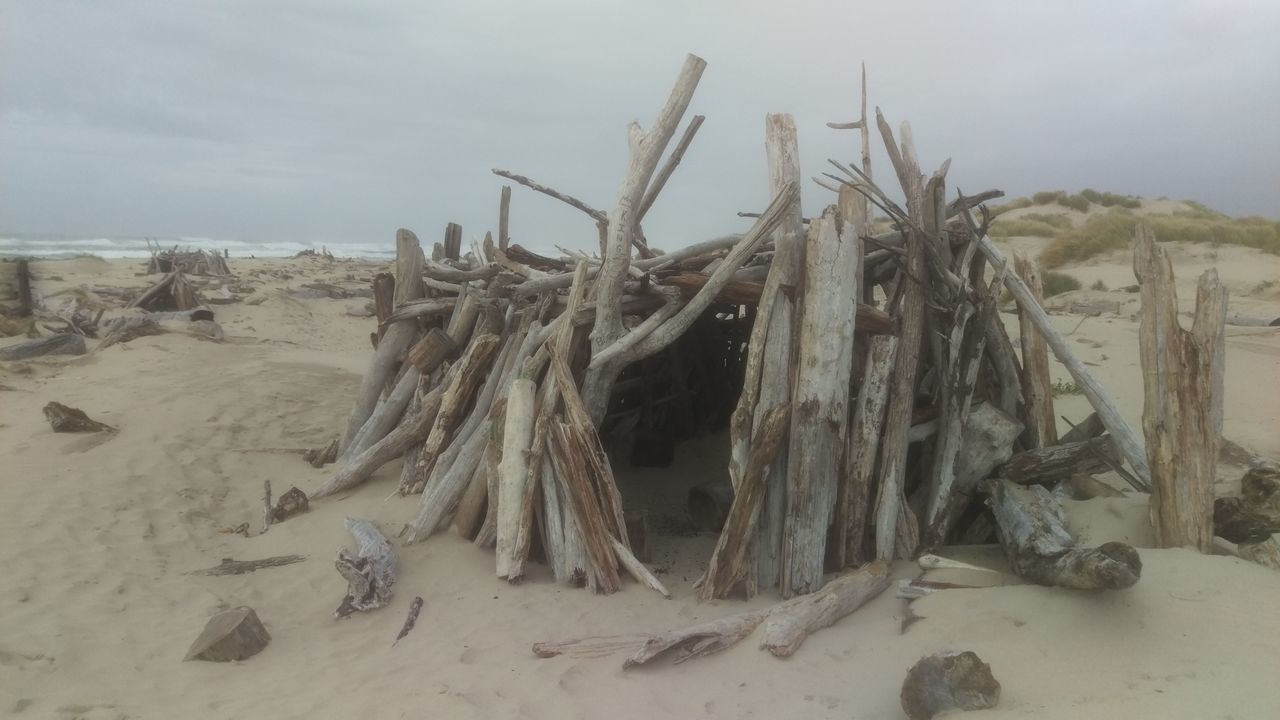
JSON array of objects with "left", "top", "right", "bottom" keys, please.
[
  {"left": 990, "top": 197, "right": 1033, "bottom": 216},
  {"left": 989, "top": 219, "right": 1061, "bottom": 238},
  {"left": 1080, "top": 189, "right": 1142, "bottom": 209},
  {"left": 1042, "top": 271, "right": 1082, "bottom": 297},
  {"left": 1041, "top": 208, "right": 1280, "bottom": 267}
]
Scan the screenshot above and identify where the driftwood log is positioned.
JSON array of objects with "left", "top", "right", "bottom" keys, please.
[
  {"left": 535, "top": 560, "right": 889, "bottom": 667},
  {"left": 334, "top": 518, "right": 397, "bottom": 618},
  {"left": 0, "top": 333, "right": 87, "bottom": 360},
  {"left": 1134, "top": 225, "right": 1226, "bottom": 552},
  {"left": 998, "top": 436, "right": 1119, "bottom": 486},
  {"left": 988, "top": 479, "right": 1141, "bottom": 590}
]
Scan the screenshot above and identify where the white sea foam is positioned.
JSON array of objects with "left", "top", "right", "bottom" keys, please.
[{"left": 0, "top": 234, "right": 394, "bottom": 260}]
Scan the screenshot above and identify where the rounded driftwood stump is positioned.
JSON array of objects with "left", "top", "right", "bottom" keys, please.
[{"left": 901, "top": 651, "right": 1000, "bottom": 720}]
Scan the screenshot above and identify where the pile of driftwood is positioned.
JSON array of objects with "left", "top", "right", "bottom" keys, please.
[
  {"left": 146, "top": 243, "right": 232, "bottom": 276},
  {"left": 305, "top": 54, "right": 1236, "bottom": 620}
]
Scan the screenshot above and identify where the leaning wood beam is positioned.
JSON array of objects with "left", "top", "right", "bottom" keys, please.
[
  {"left": 586, "top": 53, "right": 707, "bottom": 415},
  {"left": 782, "top": 191, "right": 864, "bottom": 598},
  {"left": 311, "top": 386, "right": 444, "bottom": 499},
  {"left": 637, "top": 114, "right": 706, "bottom": 224},
  {"left": 988, "top": 479, "right": 1141, "bottom": 590},
  {"left": 424, "top": 260, "right": 499, "bottom": 283},
  {"left": 872, "top": 113, "right": 929, "bottom": 560},
  {"left": 402, "top": 334, "right": 501, "bottom": 494},
  {"left": 724, "top": 113, "right": 806, "bottom": 593},
  {"left": 925, "top": 258, "right": 1005, "bottom": 546},
  {"left": 548, "top": 421, "right": 622, "bottom": 594},
  {"left": 340, "top": 229, "right": 424, "bottom": 452},
  {"left": 610, "top": 535, "right": 670, "bottom": 598},
  {"left": 492, "top": 168, "right": 608, "bottom": 223},
  {"left": 342, "top": 366, "right": 420, "bottom": 461},
  {"left": 580, "top": 181, "right": 796, "bottom": 425},
  {"left": 837, "top": 334, "right": 898, "bottom": 565},
  {"left": 495, "top": 378, "right": 537, "bottom": 577},
  {"left": 404, "top": 423, "right": 490, "bottom": 542},
  {"left": 1135, "top": 225, "right": 1225, "bottom": 552},
  {"left": 695, "top": 404, "right": 792, "bottom": 600},
  {"left": 976, "top": 233, "right": 1150, "bottom": 490},
  {"left": 1013, "top": 250, "right": 1057, "bottom": 448},
  {"left": 999, "top": 437, "right": 1120, "bottom": 486}
]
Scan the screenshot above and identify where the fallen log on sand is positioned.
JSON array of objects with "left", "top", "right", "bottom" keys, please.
[
  {"left": 534, "top": 560, "right": 889, "bottom": 666},
  {"left": 988, "top": 479, "right": 1141, "bottom": 590},
  {"left": 334, "top": 518, "right": 397, "bottom": 618}
]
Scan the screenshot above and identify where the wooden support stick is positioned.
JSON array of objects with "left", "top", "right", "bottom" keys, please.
[
  {"left": 1135, "top": 225, "right": 1225, "bottom": 551},
  {"left": 1013, "top": 250, "right": 1057, "bottom": 448},
  {"left": 637, "top": 114, "right": 706, "bottom": 224},
  {"left": 498, "top": 185, "right": 512, "bottom": 251},
  {"left": 838, "top": 334, "right": 898, "bottom": 565}
]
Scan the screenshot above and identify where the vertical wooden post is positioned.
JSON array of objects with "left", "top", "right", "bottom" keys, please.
[
  {"left": 728, "top": 112, "right": 805, "bottom": 593},
  {"left": 498, "top": 186, "right": 512, "bottom": 251},
  {"left": 781, "top": 187, "right": 864, "bottom": 597},
  {"left": 1013, "top": 251, "right": 1057, "bottom": 448},
  {"left": 1134, "top": 225, "right": 1225, "bottom": 552}
]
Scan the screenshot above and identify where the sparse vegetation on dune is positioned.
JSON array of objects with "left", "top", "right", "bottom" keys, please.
[
  {"left": 1041, "top": 270, "right": 1082, "bottom": 297},
  {"left": 1079, "top": 189, "right": 1142, "bottom": 209},
  {"left": 990, "top": 197, "right": 1033, "bottom": 216},
  {"left": 989, "top": 218, "right": 1061, "bottom": 238},
  {"left": 1040, "top": 208, "right": 1280, "bottom": 267}
]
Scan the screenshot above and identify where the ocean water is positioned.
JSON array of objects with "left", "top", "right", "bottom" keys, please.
[{"left": 0, "top": 234, "right": 395, "bottom": 261}]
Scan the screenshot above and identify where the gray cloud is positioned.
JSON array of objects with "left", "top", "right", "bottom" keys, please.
[{"left": 2, "top": 0, "right": 1277, "bottom": 252}]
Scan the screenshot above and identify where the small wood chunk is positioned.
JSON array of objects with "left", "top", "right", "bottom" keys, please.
[
  {"left": 271, "top": 487, "right": 309, "bottom": 522},
  {"left": 0, "top": 333, "right": 87, "bottom": 361},
  {"left": 901, "top": 651, "right": 1000, "bottom": 720},
  {"left": 302, "top": 438, "right": 339, "bottom": 468},
  {"left": 184, "top": 606, "right": 271, "bottom": 662},
  {"left": 1242, "top": 465, "right": 1280, "bottom": 523},
  {"left": 1214, "top": 497, "right": 1278, "bottom": 544},
  {"left": 42, "top": 402, "right": 116, "bottom": 433},
  {"left": 393, "top": 596, "right": 424, "bottom": 646},
  {"left": 334, "top": 517, "right": 397, "bottom": 618},
  {"left": 1237, "top": 537, "right": 1280, "bottom": 570}
]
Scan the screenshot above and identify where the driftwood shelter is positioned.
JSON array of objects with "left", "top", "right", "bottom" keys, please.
[{"left": 303, "top": 53, "right": 1237, "bottom": 646}]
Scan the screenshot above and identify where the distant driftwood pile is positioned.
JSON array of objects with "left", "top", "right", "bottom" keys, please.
[{"left": 296, "top": 52, "right": 1262, "bottom": 645}]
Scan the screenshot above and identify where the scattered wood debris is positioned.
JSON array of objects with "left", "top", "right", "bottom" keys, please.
[
  {"left": 334, "top": 518, "right": 397, "bottom": 618},
  {"left": 190, "top": 556, "right": 307, "bottom": 576},
  {"left": 0, "top": 333, "right": 87, "bottom": 361},
  {"left": 392, "top": 596, "right": 424, "bottom": 646}
]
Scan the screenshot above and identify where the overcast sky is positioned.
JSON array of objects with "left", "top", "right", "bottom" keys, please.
[{"left": 2, "top": 0, "right": 1277, "bottom": 253}]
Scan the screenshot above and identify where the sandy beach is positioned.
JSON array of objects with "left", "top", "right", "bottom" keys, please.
[{"left": 2, "top": 239, "right": 1279, "bottom": 720}]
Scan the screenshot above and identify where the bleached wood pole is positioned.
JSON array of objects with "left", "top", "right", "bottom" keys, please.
[
  {"left": 872, "top": 114, "right": 929, "bottom": 560},
  {"left": 695, "top": 404, "right": 792, "bottom": 600},
  {"left": 312, "top": 386, "right": 445, "bottom": 499},
  {"left": 838, "top": 334, "right": 898, "bottom": 564},
  {"left": 976, "top": 234, "right": 1150, "bottom": 490},
  {"left": 498, "top": 185, "right": 512, "bottom": 250},
  {"left": 760, "top": 560, "right": 889, "bottom": 657},
  {"left": 1134, "top": 226, "right": 1225, "bottom": 552},
  {"left": 637, "top": 114, "right": 706, "bottom": 223},
  {"left": 727, "top": 113, "right": 805, "bottom": 593},
  {"left": 581, "top": 53, "right": 706, "bottom": 421},
  {"left": 340, "top": 229, "right": 424, "bottom": 452},
  {"left": 495, "top": 378, "right": 537, "bottom": 577},
  {"left": 781, "top": 190, "right": 864, "bottom": 598},
  {"left": 1013, "top": 251, "right": 1057, "bottom": 448}
]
